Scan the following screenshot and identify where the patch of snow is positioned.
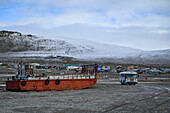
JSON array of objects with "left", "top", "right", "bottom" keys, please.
[
  {"left": 0, "top": 31, "right": 170, "bottom": 64},
  {"left": 0, "top": 84, "right": 6, "bottom": 87},
  {"left": 165, "top": 88, "right": 170, "bottom": 92},
  {"left": 152, "top": 78, "right": 170, "bottom": 80},
  {"left": 0, "top": 74, "right": 16, "bottom": 77},
  {"left": 154, "top": 97, "right": 158, "bottom": 99}
]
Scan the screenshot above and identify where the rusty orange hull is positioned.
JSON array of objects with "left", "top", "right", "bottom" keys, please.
[{"left": 6, "top": 79, "right": 97, "bottom": 91}]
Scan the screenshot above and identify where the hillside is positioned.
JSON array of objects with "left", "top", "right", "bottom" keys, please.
[
  {"left": 0, "top": 30, "right": 170, "bottom": 65},
  {"left": 0, "top": 30, "right": 142, "bottom": 56}
]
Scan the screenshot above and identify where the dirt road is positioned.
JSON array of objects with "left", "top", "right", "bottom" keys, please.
[{"left": 0, "top": 80, "right": 170, "bottom": 113}]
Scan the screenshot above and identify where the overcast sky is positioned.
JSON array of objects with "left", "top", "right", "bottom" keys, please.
[{"left": 0, "top": 0, "right": 170, "bottom": 50}]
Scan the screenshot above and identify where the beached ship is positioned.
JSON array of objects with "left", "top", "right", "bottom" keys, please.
[{"left": 6, "top": 63, "right": 98, "bottom": 91}]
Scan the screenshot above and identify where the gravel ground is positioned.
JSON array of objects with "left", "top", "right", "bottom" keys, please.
[
  {"left": 0, "top": 58, "right": 170, "bottom": 113},
  {"left": 0, "top": 80, "right": 170, "bottom": 113}
]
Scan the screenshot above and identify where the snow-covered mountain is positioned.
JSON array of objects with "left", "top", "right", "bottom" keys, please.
[
  {"left": 0, "top": 30, "right": 170, "bottom": 65},
  {"left": 0, "top": 30, "right": 142, "bottom": 56}
]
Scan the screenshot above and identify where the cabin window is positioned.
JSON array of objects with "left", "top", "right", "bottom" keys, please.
[{"left": 120, "top": 74, "right": 125, "bottom": 77}]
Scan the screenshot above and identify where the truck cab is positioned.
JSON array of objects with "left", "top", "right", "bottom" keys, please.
[{"left": 120, "top": 72, "right": 138, "bottom": 85}]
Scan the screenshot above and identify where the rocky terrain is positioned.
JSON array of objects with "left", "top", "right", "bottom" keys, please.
[
  {"left": 0, "top": 30, "right": 95, "bottom": 55},
  {"left": 1, "top": 76, "right": 170, "bottom": 113},
  {"left": 0, "top": 30, "right": 170, "bottom": 66}
]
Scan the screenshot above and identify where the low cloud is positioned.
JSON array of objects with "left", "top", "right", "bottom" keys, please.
[{"left": 0, "top": 0, "right": 170, "bottom": 50}]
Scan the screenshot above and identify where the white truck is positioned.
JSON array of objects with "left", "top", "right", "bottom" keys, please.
[{"left": 120, "top": 72, "right": 138, "bottom": 85}]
